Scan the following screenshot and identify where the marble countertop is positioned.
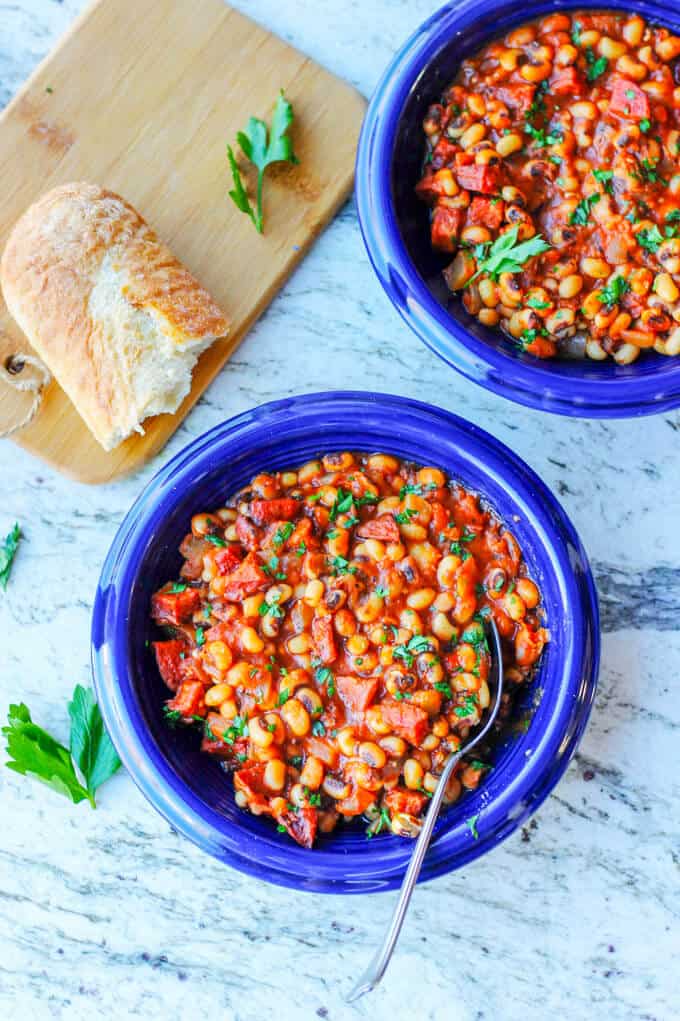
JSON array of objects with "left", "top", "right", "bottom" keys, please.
[{"left": 1, "top": 2, "right": 678, "bottom": 1019}]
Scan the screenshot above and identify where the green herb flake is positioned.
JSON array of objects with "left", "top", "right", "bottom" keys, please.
[
  {"left": 593, "top": 169, "right": 614, "bottom": 195},
  {"left": 585, "top": 49, "right": 607, "bottom": 82},
  {"left": 597, "top": 275, "right": 630, "bottom": 308},
  {"left": 205, "top": 535, "right": 228, "bottom": 547},
  {"left": 466, "top": 814, "right": 480, "bottom": 840},
  {"left": 276, "top": 688, "right": 290, "bottom": 707},
  {"left": 374, "top": 585, "right": 389, "bottom": 598},
  {"left": 636, "top": 225, "right": 664, "bottom": 253},
  {"left": 639, "top": 118, "right": 651, "bottom": 134},
  {"left": 467, "top": 226, "right": 551, "bottom": 285},
  {"left": 394, "top": 509, "right": 417, "bottom": 524},
  {"left": 311, "top": 720, "right": 326, "bottom": 737},
  {"left": 195, "top": 627, "right": 206, "bottom": 647},
  {"left": 273, "top": 522, "right": 294, "bottom": 547},
  {"left": 169, "top": 582, "right": 188, "bottom": 593},
  {"left": 0, "top": 523, "right": 22, "bottom": 591},
  {"left": 526, "top": 296, "right": 551, "bottom": 310},
  {"left": 570, "top": 192, "right": 601, "bottom": 226}
]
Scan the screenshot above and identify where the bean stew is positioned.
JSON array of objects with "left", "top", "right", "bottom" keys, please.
[
  {"left": 150, "top": 452, "right": 548, "bottom": 847},
  {"left": 415, "top": 11, "right": 680, "bottom": 362}
]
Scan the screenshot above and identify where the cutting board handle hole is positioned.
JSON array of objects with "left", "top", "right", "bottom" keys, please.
[
  {"left": 0, "top": 346, "right": 51, "bottom": 438},
  {"left": 5, "top": 354, "right": 25, "bottom": 375}
]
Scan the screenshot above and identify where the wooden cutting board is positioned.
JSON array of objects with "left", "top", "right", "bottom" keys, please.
[{"left": 0, "top": 0, "right": 365, "bottom": 483}]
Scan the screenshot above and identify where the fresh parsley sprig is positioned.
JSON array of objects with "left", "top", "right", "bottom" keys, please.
[
  {"left": 467, "top": 226, "right": 551, "bottom": 286},
  {"left": 0, "top": 523, "right": 21, "bottom": 590},
  {"left": 3, "top": 686, "right": 121, "bottom": 808},
  {"left": 227, "top": 91, "right": 299, "bottom": 234}
]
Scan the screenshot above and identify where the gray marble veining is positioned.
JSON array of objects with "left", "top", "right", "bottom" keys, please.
[{"left": 1, "top": 2, "right": 678, "bottom": 1020}]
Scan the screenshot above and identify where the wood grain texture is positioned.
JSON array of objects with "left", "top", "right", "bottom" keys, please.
[{"left": 0, "top": 0, "right": 365, "bottom": 482}]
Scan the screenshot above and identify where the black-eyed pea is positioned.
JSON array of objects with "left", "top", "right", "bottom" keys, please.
[
  {"left": 546, "top": 308, "right": 575, "bottom": 334},
  {"left": 250, "top": 715, "right": 275, "bottom": 748},
  {"left": 655, "top": 35, "right": 680, "bottom": 62},
  {"left": 622, "top": 14, "right": 645, "bottom": 47},
  {"left": 206, "top": 640, "right": 233, "bottom": 672},
  {"left": 399, "top": 608, "right": 422, "bottom": 633},
  {"left": 453, "top": 670, "right": 482, "bottom": 693},
  {"left": 263, "top": 758, "right": 287, "bottom": 791},
  {"left": 366, "top": 705, "right": 391, "bottom": 736},
  {"left": 242, "top": 593, "right": 265, "bottom": 617},
  {"left": 498, "top": 47, "right": 522, "bottom": 71},
  {"left": 288, "top": 633, "right": 313, "bottom": 656},
  {"left": 515, "top": 577, "right": 540, "bottom": 608},
  {"left": 431, "top": 611, "right": 456, "bottom": 642},
  {"left": 456, "top": 642, "right": 477, "bottom": 671},
  {"left": 298, "top": 460, "right": 323, "bottom": 485},
  {"left": 191, "top": 512, "right": 222, "bottom": 537},
  {"left": 422, "top": 771, "right": 439, "bottom": 794},
  {"left": 416, "top": 654, "right": 444, "bottom": 686},
  {"left": 304, "top": 579, "right": 325, "bottom": 607},
  {"left": 347, "top": 634, "right": 369, "bottom": 657},
  {"left": 355, "top": 650, "right": 378, "bottom": 673},
  {"left": 385, "top": 541, "right": 406, "bottom": 562},
  {"left": 586, "top": 339, "right": 608, "bottom": 360},
  {"left": 479, "top": 309, "right": 500, "bottom": 327},
  {"left": 327, "top": 531, "right": 350, "bottom": 558},
  {"left": 337, "top": 727, "right": 358, "bottom": 757},
  {"left": 406, "top": 587, "right": 437, "bottom": 611},
  {"left": 240, "top": 626, "right": 265, "bottom": 655},
  {"left": 296, "top": 686, "right": 324, "bottom": 716},
  {"left": 581, "top": 291, "right": 604, "bottom": 319},
  {"left": 613, "top": 343, "right": 640, "bottom": 365},
  {"left": 377, "top": 495, "right": 401, "bottom": 514},
  {"left": 234, "top": 790, "right": 248, "bottom": 808},
  {"left": 299, "top": 755, "right": 325, "bottom": 789},
  {"left": 334, "top": 608, "right": 357, "bottom": 637},
  {"left": 502, "top": 591, "right": 526, "bottom": 621},
  {"left": 420, "top": 734, "right": 440, "bottom": 753},
  {"left": 285, "top": 668, "right": 312, "bottom": 694},
  {"left": 461, "top": 225, "right": 492, "bottom": 245},
  {"left": 398, "top": 521, "right": 428, "bottom": 541},
  {"left": 597, "top": 36, "right": 627, "bottom": 60},
  {"left": 288, "top": 782, "right": 307, "bottom": 807},
  {"left": 205, "top": 683, "right": 234, "bottom": 708},
  {"left": 411, "top": 688, "right": 442, "bottom": 715},
  {"left": 280, "top": 698, "right": 311, "bottom": 737},
  {"left": 558, "top": 274, "right": 583, "bottom": 299},
  {"left": 280, "top": 471, "right": 298, "bottom": 489},
  {"left": 520, "top": 60, "right": 552, "bottom": 83},
  {"left": 384, "top": 666, "right": 406, "bottom": 696},
  {"left": 657, "top": 239, "right": 680, "bottom": 275},
  {"left": 663, "top": 328, "right": 680, "bottom": 356},
  {"left": 654, "top": 273, "right": 680, "bottom": 304},
  {"left": 379, "top": 645, "right": 394, "bottom": 668},
  {"left": 226, "top": 660, "right": 253, "bottom": 687},
  {"left": 443, "top": 251, "right": 476, "bottom": 291},
  {"left": 437, "top": 554, "right": 461, "bottom": 589},
  {"left": 363, "top": 539, "right": 386, "bottom": 562},
  {"left": 261, "top": 613, "right": 282, "bottom": 640},
  {"left": 432, "top": 716, "right": 450, "bottom": 738},
  {"left": 578, "top": 29, "right": 600, "bottom": 48},
  {"left": 506, "top": 24, "right": 536, "bottom": 46},
  {"left": 322, "top": 776, "right": 350, "bottom": 800},
  {"left": 322, "top": 451, "right": 355, "bottom": 472},
  {"left": 417, "top": 466, "right": 445, "bottom": 489},
  {"left": 433, "top": 591, "right": 456, "bottom": 613},
  {"left": 496, "top": 132, "right": 523, "bottom": 157},
  {"left": 478, "top": 681, "right": 491, "bottom": 710},
  {"left": 616, "top": 53, "right": 647, "bottom": 80},
  {"left": 497, "top": 272, "right": 522, "bottom": 307},
  {"left": 380, "top": 735, "right": 408, "bottom": 758},
  {"left": 555, "top": 42, "right": 578, "bottom": 65},
  {"left": 403, "top": 758, "right": 424, "bottom": 789},
  {"left": 367, "top": 453, "right": 399, "bottom": 473},
  {"left": 359, "top": 741, "right": 387, "bottom": 770}
]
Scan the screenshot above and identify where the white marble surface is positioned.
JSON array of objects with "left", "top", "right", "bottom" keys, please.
[{"left": 1, "top": 2, "right": 679, "bottom": 1019}]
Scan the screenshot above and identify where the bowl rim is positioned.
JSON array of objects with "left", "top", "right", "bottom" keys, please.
[
  {"left": 355, "top": 0, "right": 680, "bottom": 419},
  {"left": 91, "top": 391, "right": 600, "bottom": 893}
]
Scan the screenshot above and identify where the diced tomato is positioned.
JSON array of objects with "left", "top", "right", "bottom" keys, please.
[
  {"left": 336, "top": 787, "right": 377, "bottom": 817},
  {"left": 431, "top": 205, "right": 465, "bottom": 251},
  {"left": 221, "top": 552, "right": 269, "bottom": 601},
  {"left": 336, "top": 675, "right": 380, "bottom": 713},
  {"left": 495, "top": 83, "right": 536, "bottom": 116},
  {"left": 455, "top": 491, "right": 486, "bottom": 528},
  {"left": 151, "top": 586, "right": 201, "bottom": 625},
  {"left": 166, "top": 680, "right": 206, "bottom": 719},
  {"left": 380, "top": 701, "right": 429, "bottom": 746},
  {"left": 278, "top": 804, "right": 317, "bottom": 847},
  {"left": 153, "top": 639, "right": 189, "bottom": 691},
  {"left": 429, "top": 501, "right": 449, "bottom": 537},
  {"left": 454, "top": 162, "right": 501, "bottom": 195},
  {"left": 249, "top": 498, "right": 299, "bottom": 525},
  {"left": 234, "top": 763, "right": 273, "bottom": 816},
  {"left": 523, "top": 334, "right": 557, "bottom": 358},
  {"left": 311, "top": 615, "right": 337, "bottom": 664},
  {"left": 550, "top": 67, "right": 583, "bottom": 96},
  {"left": 610, "top": 77, "right": 649, "bottom": 119},
  {"left": 431, "top": 137, "right": 459, "bottom": 170},
  {"left": 214, "top": 546, "right": 242, "bottom": 575},
  {"left": 385, "top": 787, "right": 428, "bottom": 817},
  {"left": 467, "top": 196, "right": 504, "bottom": 229},
  {"left": 356, "top": 514, "right": 400, "bottom": 543},
  {"left": 235, "top": 514, "right": 261, "bottom": 551}
]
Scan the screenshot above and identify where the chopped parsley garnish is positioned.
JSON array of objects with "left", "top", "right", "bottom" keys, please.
[
  {"left": 205, "top": 535, "right": 227, "bottom": 547},
  {"left": 0, "top": 518, "right": 21, "bottom": 592},
  {"left": 467, "top": 225, "right": 551, "bottom": 285},
  {"left": 366, "top": 805, "right": 392, "bottom": 839},
  {"left": 585, "top": 49, "right": 607, "bottom": 82},
  {"left": 570, "top": 192, "right": 600, "bottom": 226},
  {"left": 342, "top": 515, "right": 360, "bottom": 529},
  {"left": 295, "top": 541, "right": 307, "bottom": 558},
  {"left": 636, "top": 225, "right": 664, "bottom": 253},
  {"left": 449, "top": 541, "right": 471, "bottom": 560},
  {"left": 311, "top": 720, "right": 326, "bottom": 736},
  {"left": 526, "top": 296, "right": 551, "bottom": 310},
  {"left": 597, "top": 275, "right": 630, "bottom": 308},
  {"left": 524, "top": 122, "right": 562, "bottom": 148},
  {"left": 466, "top": 814, "right": 480, "bottom": 840},
  {"left": 399, "top": 483, "right": 423, "bottom": 498},
  {"left": 571, "top": 20, "right": 582, "bottom": 46},
  {"left": 519, "top": 327, "right": 549, "bottom": 350},
  {"left": 375, "top": 586, "right": 389, "bottom": 598},
  {"left": 222, "top": 715, "right": 248, "bottom": 745},
  {"left": 394, "top": 509, "right": 417, "bottom": 524},
  {"left": 326, "top": 529, "right": 340, "bottom": 540},
  {"left": 273, "top": 522, "right": 294, "bottom": 547},
  {"left": 593, "top": 169, "right": 614, "bottom": 195},
  {"left": 329, "top": 488, "right": 354, "bottom": 520},
  {"left": 168, "top": 582, "right": 187, "bottom": 593},
  {"left": 314, "top": 663, "right": 335, "bottom": 697},
  {"left": 393, "top": 692, "right": 413, "bottom": 701},
  {"left": 434, "top": 681, "right": 453, "bottom": 698},
  {"left": 666, "top": 209, "right": 680, "bottom": 224},
  {"left": 393, "top": 634, "right": 432, "bottom": 668},
  {"left": 639, "top": 158, "right": 665, "bottom": 185},
  {"left": 258, "top": 595, "right": 284, "bottom": 618},
  {"left": 276, "top": 688, "right": 290, "bottom": 707},
  {"left": 356, "top": 492, "right": 379, "bottom": 507},
  {"left": 203, "top": 605, "right": 213, "bottom": 618},
  {"left": 329, "top": 555, "right": 357, "bottom": 576},
  {"left": 453, "top": 695, "right": 478, "bottom": 718},
  {"left": 163, "top": 707, "right": 183, "bottom": 726},
  {"left": 305, "top": 788, "right": 322, "bottom": 807},
  {"left": 195, "top": 627, "right": 206, "bottom": 647},
  {"left": 277, "top": 823, "right": 287, "bottom": 833},
  {"left": 639, "top": 118, "right": 651, "bottom": 134}
]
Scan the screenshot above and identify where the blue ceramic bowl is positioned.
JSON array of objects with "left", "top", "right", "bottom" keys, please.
[
  {"left": 92, "top": 392, "right": 599, "bottom": 893},
  {"left": 356, "top": 0, "right": 680, "bottom": 418}
]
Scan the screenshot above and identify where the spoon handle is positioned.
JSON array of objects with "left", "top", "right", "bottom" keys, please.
[{"left": 345, "top": 749, "right": 464, "bottom": 1003}]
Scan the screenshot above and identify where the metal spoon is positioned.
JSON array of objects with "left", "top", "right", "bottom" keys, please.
[{"left": 346, "top": 618, "right": 504, "bottom": 1003}]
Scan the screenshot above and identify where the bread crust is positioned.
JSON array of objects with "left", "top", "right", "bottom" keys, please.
[{"left": 0, "top": 183, "right": 229, "bottom": 450}]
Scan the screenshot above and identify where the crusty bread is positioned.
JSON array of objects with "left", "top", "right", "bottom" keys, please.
[{"left": 0, "top": 182, "right": 229, "bottom": 450}]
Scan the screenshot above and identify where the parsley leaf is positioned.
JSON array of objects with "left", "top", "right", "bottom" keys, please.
[
  {"left": 205, "top": 534, "right": 227, "bottom": 547},
  {"left": 329, "top": 556, "right": 356, "bottom": 576},
  {"left": 3, "top": 689, "right": 120, "bottom": 808},
  {"left": 273, "top": 522, "right": 294, "bottom": 547},
  {"left": 466, "top": 814, "right": 480, "bottom": 840},
  {"left": 393, "top": 634, "right": 432, "bottom": 668},
  {"left": 636, "top": 225, "right": 664, "bottom": 253},
  {"left": 524, "top": 122, "right": 562, "bottom": 148},
  {"left": 0, "top": 523, "right": 21, "bottom": 591},
  {"left": 597, "top": 276, "right": 630, "bottom": 308},
  {"left": 639, "top": 118, "right": 651, "bottom": 134},
  {"left": 329, "top": 488, "right": 354, "bottom": 521},
  {"left": 258, "top": 595, "right": 284, "bottom": 618},
  {"left": 394, "top": 509, "right": 417, "bottom": 524},
  {"left": 585, "top": 49, "right": 607, "bottom": 81},
  {"left": 666, "top": 209, "right": 680, "bottom": 224},
  {"left": 526, "top": 296, "right": 551, "bottom": 310},
  {"left": 228, "top": 91, "right": 299, "bottom": 233},
  {"left": 570, "top": 193, "right": 600, "bottom": 226},
  {"left": 67, "top": 685, "right": 122, "bottom": 805},
  {"left": 593, "top": 169, "right": 614, "bottom": 195},
  {"left": 467, "top": 226, "right": 551, "bottom": 285},
  {"left": 169, "top": 582, "right": 188, "bottom": 593}
]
